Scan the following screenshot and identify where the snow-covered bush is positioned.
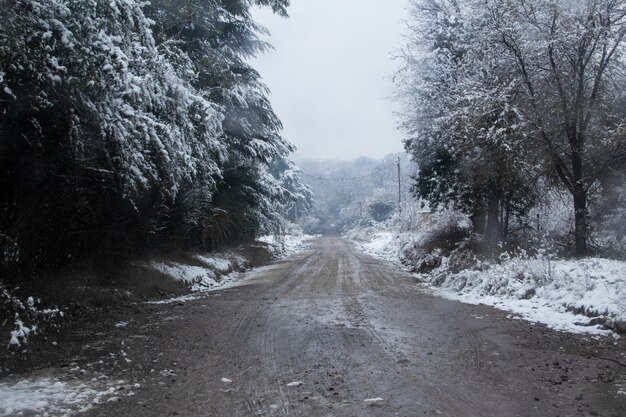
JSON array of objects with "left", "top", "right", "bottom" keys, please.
[
  {"left": 424, "top": 253, "right": 626, "bottom": 332},
  {"left": 392, "top": 199, "right": 431, "bottom": 232},
  {"left": 1, "top": 286, "right": 62, "bottom": 349},
  {"left": 397, "top": 210, "right": 473, "bottom": 273},
  {"left": 346, "top": 204, "right": 475, "bottom": 272}
]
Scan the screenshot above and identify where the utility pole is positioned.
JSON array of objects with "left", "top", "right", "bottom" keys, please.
[
  {"left": 359, "top": 201, "right": 362, "bottom": 218},
  {"left": 397, "top": 157, "right": 402, "bottom": 212}
]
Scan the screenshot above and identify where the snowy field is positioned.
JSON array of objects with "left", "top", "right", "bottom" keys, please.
[{"left": 352, "top": 230, "right": 626, "bottom": 337}]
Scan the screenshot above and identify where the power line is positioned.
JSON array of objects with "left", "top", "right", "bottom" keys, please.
[{"left": 300, "top": 161, "right": 397, "bottom": 182}]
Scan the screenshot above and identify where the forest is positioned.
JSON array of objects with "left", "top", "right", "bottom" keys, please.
[{"left": 0, "top": 0, "right": 312, "bottom": 282}]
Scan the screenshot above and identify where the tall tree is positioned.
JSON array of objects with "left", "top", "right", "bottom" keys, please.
[
  {"left": 398, "top": 0, "right": 626, "bottom": 255},
  {"left": 0, "top": 0, "right": 308, "bottom": 271},
  {"left": 146, "top": 0, "right": 297, "bottom": 244},
  {"left": 0, "top": 0, "right": 225, "bottom": 267},
  {"left": 488, "top": 0, "right": 626, "bottom": 255},
  {"left": 397, "top": 0, "right": 538, "bottom": 246}
]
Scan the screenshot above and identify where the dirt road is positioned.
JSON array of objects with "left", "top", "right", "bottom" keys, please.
[{"left": 72, "top": 237, "right": 625, "bottom": 417}]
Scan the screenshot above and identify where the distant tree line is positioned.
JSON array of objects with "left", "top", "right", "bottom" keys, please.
[
  {"left": 397, "top": 0, "right": 626, "bottom": 256},
  {"left": 298, "top": 155, "right": 414, "bottom": 231},
  {"left": 0, "top": 0, "right": 312, "bottom": 275}
]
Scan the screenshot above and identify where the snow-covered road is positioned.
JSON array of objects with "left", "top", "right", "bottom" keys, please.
[{"left": 4, "top": 237, "right": 626, "bottom": 416}]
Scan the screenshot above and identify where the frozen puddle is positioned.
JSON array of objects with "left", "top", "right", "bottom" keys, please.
[{"left": 0, "top": 377, "right": 118, "bottom": 417}]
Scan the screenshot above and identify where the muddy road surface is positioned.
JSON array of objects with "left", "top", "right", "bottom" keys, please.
[{"left": 37, "top": 237, "right": 626, "bottom": 416}]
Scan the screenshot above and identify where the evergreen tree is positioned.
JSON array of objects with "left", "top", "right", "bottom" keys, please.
[{"left": 0, "top": 0, "right": 309, "bottom": 273}]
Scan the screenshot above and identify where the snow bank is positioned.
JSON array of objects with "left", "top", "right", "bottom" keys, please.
[
  {"left": 354, "top": 230, "right": 401, "bottom": 264},
  {"left": 145, "top": 233, "right": 313, "bottom": 301},
  {"left": 149, "top": 262, "right": 221, "bottom": 292},
  {"left": 348, "top": 227, "right": 417, "bottom": 266},
  {"left": 427, "top": 256, "right": 626, "bottom": 336},
  {"left": 150, "top": 262, "right": 217, "bottom": 285},
  {"left": 145, "top": 293, "right": 203, "bottom": 305},
  {"left": 144, "top": 248, "right": 249, "bottom": 293},
  {"left": 351, "top": 226, "right": 626, "bottom": 336},
  {"left": 258, "top": 233, "right": 314, "bottom": 258},
  {"left": 147, "top": 261, "right": 245, "bottom": 294},
  {"left": 193, "top": 256, "right": 233, "bottom": 272},
  {"left": 0, "top": 377, "right": 119, "bottom": 417}
]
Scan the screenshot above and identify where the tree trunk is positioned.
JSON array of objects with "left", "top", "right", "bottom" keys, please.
[
  {"left": 571, "top": 151, "right": 588, "bottom": 257},
  {"left": 573, "top": 189, "right": 588, "bottom": 257},
  {"left": 501, "top": 201, "right": 511, "bottom": 244},
  {"left": 470, "top": 204, "right": 486, "bottom": 235},
  {"left": 484, "top": 196, "right": 500, "bottom": 247}
]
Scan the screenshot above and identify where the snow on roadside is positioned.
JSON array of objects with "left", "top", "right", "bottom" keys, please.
[
  {"left": 0, "top": 377, "right": 122, "bottom": 417},
  {"left": 193, "top": 255, "right": 239, "bottom": 273},
  {"left": 354, "top": 230, "right": 401, "bottom": 265},
  {"left": 148, "top": 262, "right": 224, "bottom": 292},
  {"left": 145, "top": 233, "right": 313, "bottom": 304},
  {"left": 258, "top": 233, "right": 314, "bottom": 258},
  {"left": 352, "top": 229, "right": 626, "bottom": 336},
  {"left": 2, "top": 288, "right": 64, "bottom": 348},
  {"left": 145, "top": 293, "right": 203, "bottom": 305},
  {"left": 426, "top": 256, "right": 626, "bottom": 336}
]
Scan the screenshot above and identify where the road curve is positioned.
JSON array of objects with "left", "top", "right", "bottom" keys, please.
[{"left": 83, "top": 237, "right": 626, "bottom": 417}]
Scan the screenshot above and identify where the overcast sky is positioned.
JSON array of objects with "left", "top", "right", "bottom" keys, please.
[{"left": 251, "top": 0, "right": 409, "bottom": 160}]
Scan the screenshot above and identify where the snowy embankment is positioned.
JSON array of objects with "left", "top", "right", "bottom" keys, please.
[
  {"left": 147, "top": 255, "right": 245, "bottom": 296},
  {"left": 350, "top": 228, "right": 626, "bottom": 336},
  {"left": 144, "top": 233, "right": 313, "bottom": 304},
  {"left": 4, "top": 233, "right": 313, "bottom": 345},
  {"left": 257, "top": 233, "right": 314, "bottom": 258}
]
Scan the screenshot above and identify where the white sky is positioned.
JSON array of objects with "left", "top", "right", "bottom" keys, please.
[{"left": 251, "top": 0, "right": 409, "bottom": 160}]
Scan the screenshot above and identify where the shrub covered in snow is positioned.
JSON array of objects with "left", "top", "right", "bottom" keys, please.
[
  {"left": 1, "top": 286, "right": 62, "bottom": 348},
  {"left": 397, "top": 210, "right": 473, "bottom": 273}
]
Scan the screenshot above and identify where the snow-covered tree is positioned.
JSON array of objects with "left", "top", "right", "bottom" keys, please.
[
  {"left": 0, "top": 0, "right": 224, "bottom": 265},
  {"left": 1, "top": 0, "right": 225, "bottom": 198},
  {"left": 486, "top": 0, "right": 626, "bottom": 255},
  {"left": 269, "top": 157, "right": 314, "bottom": 222},
  {"left": 146, "top": 0, "right": 300, "bottom": 245},
  {"left": 0, "top": 0, "right": 309, "bottom": 269},
  {"left": 397, "top": 0, "right": 540, "bottom": 246},
  {"left": 397, "top": 0, "right": 626, "bottom": 255}
]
